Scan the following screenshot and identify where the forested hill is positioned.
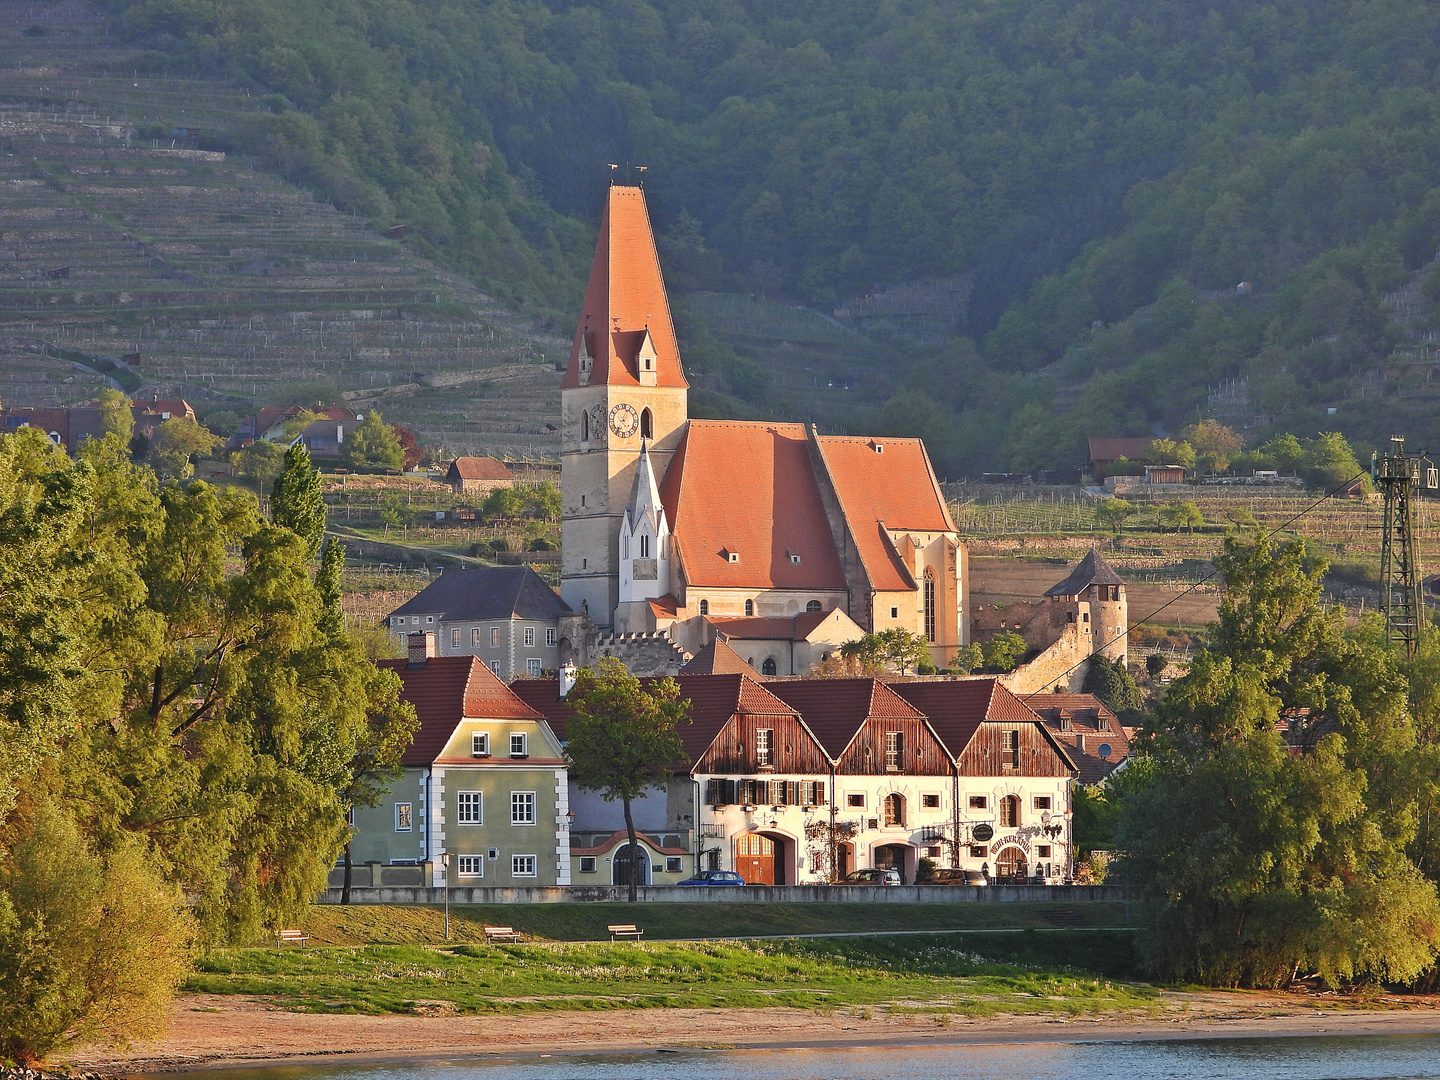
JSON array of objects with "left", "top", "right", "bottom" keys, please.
[{"left": 98, "top": 0, "right": 1440, "bottom": 472}]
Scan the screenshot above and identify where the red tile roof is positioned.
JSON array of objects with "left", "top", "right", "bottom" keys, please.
[
  {"left": 680, "top": 638, "right": 758, "bottom": 676},
  {"left": 1021, "top": 691, "right": 1129, "bottom": 783},
  {"left": 763, "top": 678, "right": 923, "bottom": 758},
  {"left": 706, "top": 610, "right": 839, "bottom": 641},
  {"left": 812, "top": 436, "right": 954, "bottom": 592},
  {"left": 887, "top": 678, "right": 1042, "bottom": 757},
  {"left": 1087, "top": 437, "right": 1156, "bottom": 463},
  {"left": 562, "top": 185, "right": 687, "bottom": 390},
  {"left": 377, "top": 656, "right": 543, "bottom": 766},
  {"left": 447, "top": 456, "right": 515, "bottom": 481},
  {"left": 659, "top": 421, "right": 847, "bottom": 591}
]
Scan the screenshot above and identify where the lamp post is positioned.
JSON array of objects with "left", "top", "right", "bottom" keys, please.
[{"left": 440, "top": 851, "right": 451, "bottom": 940}]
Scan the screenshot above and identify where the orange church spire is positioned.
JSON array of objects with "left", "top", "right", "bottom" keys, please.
[{"left": 562, "top": 185, "right": 687, "bottom": 390}]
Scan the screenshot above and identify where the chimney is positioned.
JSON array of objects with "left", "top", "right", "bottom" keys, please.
[
  {"left": 407, "top": 631, "right": 436, "bottom": 666},
  {"left": 1074, "top": 733, "right": 1086, "bottom": 754},
  {"left": 559, "top": 660, "right": 577, "bottom": 698}
]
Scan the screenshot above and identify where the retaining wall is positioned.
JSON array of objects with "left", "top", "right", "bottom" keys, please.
[{"left": 317, "top": 884, "right": 1134, "bottom": 905}]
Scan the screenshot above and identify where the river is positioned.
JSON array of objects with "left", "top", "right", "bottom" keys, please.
[{"left": 155, "top": 1034, "right": 1440, "bottom": 1080}]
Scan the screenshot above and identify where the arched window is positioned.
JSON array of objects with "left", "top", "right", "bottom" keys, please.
[
  {"left": 745, "top": 599, "right": 754, "bottom": 616},
  {"left": 883, "top": 793, "right": 905, "bottom": 827},
  {"left": 923, "top": 567, "right": 936, "bottom": 642},
  {"left": 699, "top": 599, "right": 708, "bottom": 615},
  {"left": 806, "top": 599, "right": 822, "bottom": 613},
  {"left": 762, "top": 657, "right": 777, "bottom": 676},
  {"left": 640, "top": 534, "right": 649, "bottom": 558},
  {"left": 640, "top": 407, "right": 653, "bottom": 440},
  {"left": 1000, "top": 794, "right": 1020, "bottom": 828},
  {"left": 581, "top": 409, "right": 590, "bottom": 442}
]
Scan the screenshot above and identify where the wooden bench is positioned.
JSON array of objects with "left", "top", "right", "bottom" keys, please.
[
  {"left": 608, "top": 924, "right": 644, "bottom": 942},
  {"left": 276, "top": 929, "right": 309, "bottom": 946},
  {"left": 483, "top": 926, "right": 521, "bottom": 943}
]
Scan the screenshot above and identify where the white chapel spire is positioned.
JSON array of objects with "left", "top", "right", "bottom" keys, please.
[{"left": 618, "top": 440, "right": 670, "bottom": 604}]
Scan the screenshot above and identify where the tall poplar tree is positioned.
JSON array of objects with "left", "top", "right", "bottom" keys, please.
[{"left": 269, "top": 441, "right": 326, "bottom": 557}]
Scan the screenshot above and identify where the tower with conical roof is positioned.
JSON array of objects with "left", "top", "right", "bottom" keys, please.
[
  {"left": 1044, "top": 546, "right": 1128, "bottom": 664},
  {"left": 560, "top": 184, "right": 689, "bottom": 626},
  {"left": 616, "top": 439, "right": 671, "bottom": 615}
]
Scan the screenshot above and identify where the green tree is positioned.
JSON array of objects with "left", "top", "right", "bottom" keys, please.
[
  {"left": 316, "top": 535, "right": 346, "bottom": 636},
  {"left": 1226, "top": 506, "right": 1259, "bottom": 532},
  {"left": 234, "top": 439, "right": 284, "bottom": 488},
  {"left": 336, "top": 666, "right": 418, "bottom": 904},
  {"left": 1081, "top": 654, "right": 1144, "bottom": 721},
  {"left": 1149, "top": 438, "right": 1196, "bottom": 468},
  {"left": 840, "top": 628, "right": 930, "bottom": 674},
  {"left": 949, "top": 643, "right": 984, "bottom": 674},
  {"left": 148, "top": 418, "right": 221, "bottom": 480},
  {"left": 980, "top": 630, "right": 1028, "bottom": 672},
  {"left": 563, "top": 658, "right": 691, "bottom": 902},
  {"left": 481, "top": 484, "right": 527, "bottom": 521},
  {"left": 280, "top": 408, "right": 323, "bottom": 441},
  {"left": 0, "top": 800, "right": 191, "bottom": 1064},
  {"left": 1161, "top": 501, "right": 1203, "bottom": 534},
  {"left": 270, "top": 441, "right": 326, "bottom": 557},
  {"left": 1300, "top": 432, "right": 1367, "bottom": 490},
  {"left": 1118, "top": 535, "right": 1440, "bottom": 987},
  {"left": 1097, "top": 498, "right": 1137, "bottom": 535},
  {"left": 344, "top": 410, "right": 405, "bottom": 472},
  {"left": 97, "top": 388, "right": 134, "bottom": 442},
  {"left": 1183, "top": 420, "right": 1242, "bottom": 474},
  {"left": 1146, "top": 652, "right": 1167, "bottom": 679},
  {"left": 1258, "top": 434, "right": 1305, "bottom": 472}
]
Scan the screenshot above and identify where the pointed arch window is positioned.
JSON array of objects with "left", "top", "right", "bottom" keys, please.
[
  {"left": 581, "top": 409, "right": 590, "bottom": 442},
  {"left": 762, "top": 657, "right": 777, "bottom": 676},
  {"left": 923, "top": 567, "right": 936, "bottom": 642},
  {"left": 745, "top": 599, "right": 754, "bottom": 616},
  {"left": 640, "top": 407, "right": 653, "bottom": 440},
  {"left": 639, "top": 533, "right": 649, "bottom": 558}
]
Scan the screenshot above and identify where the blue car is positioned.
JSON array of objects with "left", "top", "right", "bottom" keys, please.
[{"left": 676, "top": 870, "right": 748, "bottom": 886}]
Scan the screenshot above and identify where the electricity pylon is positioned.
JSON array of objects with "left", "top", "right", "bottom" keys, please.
[{"left": 1373, "top": 437, "right": 1434, "bottom": 660}]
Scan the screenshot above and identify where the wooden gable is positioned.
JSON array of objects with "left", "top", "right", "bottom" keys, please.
[
  {"left": 956, "top": 720, "right": 1073, "bottom": 778},
  {"left": 837, "top": 715, "right": 950, "bottom": 777},
  {"left": 695, "top": 710, "right": 830, "bottom": 775}
]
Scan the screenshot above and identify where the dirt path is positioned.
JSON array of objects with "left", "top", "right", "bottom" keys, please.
[{"left": 75, "top": 991, "right": 1440, "bottom": 1073}]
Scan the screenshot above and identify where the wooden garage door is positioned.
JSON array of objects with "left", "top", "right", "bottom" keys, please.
[{"left": 736, "top": 833, "right": 775, "bottom": 885}]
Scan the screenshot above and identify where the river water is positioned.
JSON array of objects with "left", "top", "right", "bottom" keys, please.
[{"left": 158, "top": 1035, "right": 1440, "bottom": 1080}]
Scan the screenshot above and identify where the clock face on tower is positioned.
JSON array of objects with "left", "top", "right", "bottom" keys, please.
[{"left": 609, "top": 403, "right": 640, "bottom": 439}]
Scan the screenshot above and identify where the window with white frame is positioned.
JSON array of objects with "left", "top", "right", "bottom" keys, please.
[
  {"left": 922, "top": 793, "right": 941, "bottom": 808},
  {"left": 452, "top": 627, "right": 461, "bottom": 648},
  {"left": 472, "top": 731, "right": 490, "bottom": 756},
  {"left": 490, "top": 661, "right": 500, "bottom": 675},
  {"left": 524, "top": 626, "right": 535, "bottom": 647},
  {"left": 527, "top": 658, "right": 542, "bottom": 676},
  {"left": 546, "top": 628, "right": 556, "bottom": 647},
  {"left": 884, "top": 730, "right": 903, "bottom": 770},
  {"left": 666, "top": 856, "right": 683, "bottom": 873},
  {"left": 510, "top": 732, "right": 528, "bottom": 758},
  {"left": 512, "top": 854, "right": 537, "bottom": 876},
  {"left": 511, "top": 791, "right": 536, "bottom": 825},
  {"left": 394, "top": 803, "right": 412, "bottom": 831},
  {"left": 457, "top": 854, "right": 483, "bottom": 877},
  {"left": 969, "top": 795, "right": 988, "bottom": 810},
  {"left": 457, "top": 791, "right": 483, "bottom": 824},
  {"left": 490, "top": 627, "right": 500, "bottom": 647},
  {"left": 756, "top": 728, "right": 773, "bottom": 766},
  {"left": 846, "top": 793, "right": 865, "bottom": 808},
  {"left": 579, "top": 856, "right": 597, "bottom": 873},
  {"left": 472, "top": 627, "right": 482, "bottom": 647}
]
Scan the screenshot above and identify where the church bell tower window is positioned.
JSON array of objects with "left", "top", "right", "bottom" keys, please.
[{"left": 641, "top": 408, "right": 653, "bottom": 440}]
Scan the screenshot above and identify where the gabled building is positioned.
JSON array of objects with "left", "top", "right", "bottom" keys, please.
[
  {"left": 689, "top": 608, "right": 865, "bottom": 677},
  {"left": 1020, "top": 692, "right": 1132, "bottom": 784},
  {"left": 559, "top": 184, "right": 969, "bottom": 670},
  {"left": 347, "top": 633, "right": 571, "bottom": 887},
  {"left": 447, "top": 456, "right": 515, "bottom": 495},
  {"left": 386, "top": 566, "right": 572, "bottom": 679}
]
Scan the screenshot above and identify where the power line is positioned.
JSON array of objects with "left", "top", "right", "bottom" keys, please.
[{"left": 1035, "top": 470, "right": 1372, "bottom": 692}]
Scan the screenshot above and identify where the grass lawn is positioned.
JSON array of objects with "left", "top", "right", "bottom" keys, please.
[
  {"left": 301, "top": 902, "right": 1135, "bottom": 945},
  {"left": 187, "top": 931, "right": 1152, "bottom": 1018}
]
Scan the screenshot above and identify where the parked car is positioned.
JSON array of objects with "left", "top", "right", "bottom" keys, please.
[
  {"left": 676, "top": 870, "right": 748, "bottom": 887},
  {"left": 919, "top": 868, "right": 988, "bottom": 886},
  {"left": 841, "top": 868, "right": 902, "bottom": 885}
]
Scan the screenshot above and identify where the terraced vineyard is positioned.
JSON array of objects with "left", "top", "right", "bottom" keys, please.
[{"left": 0, "top": 0, "right": 567, "bottom": 457}]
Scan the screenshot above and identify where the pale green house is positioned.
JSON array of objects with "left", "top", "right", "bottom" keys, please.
[{"left": 348, "top": 632, "right": 571, "bottom": 887}]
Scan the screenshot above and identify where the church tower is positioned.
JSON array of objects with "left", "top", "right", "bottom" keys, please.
[{"left": 560, "top": 185, "right": 688, "bottom": 627}]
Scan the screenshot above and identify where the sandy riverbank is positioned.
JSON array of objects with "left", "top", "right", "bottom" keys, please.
[{"left": 75, "top": 990, "right": 1440, "bottom": 1074}]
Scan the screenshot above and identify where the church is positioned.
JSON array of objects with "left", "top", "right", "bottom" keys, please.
[{"left": 559, "top": 184, "right": 969, "bottom": 672}]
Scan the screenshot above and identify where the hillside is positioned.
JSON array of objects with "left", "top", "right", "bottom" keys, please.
[
  {"left": 10, "top": 0, "right": 1440, "bottom": 476},
  {"left": 0, "top": 0, "right": 567, "bottom": 457}
]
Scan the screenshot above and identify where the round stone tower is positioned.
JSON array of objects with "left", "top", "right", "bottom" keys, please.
[{"left": 1044, "top": 546, "right": 1127, "bottom": 665}]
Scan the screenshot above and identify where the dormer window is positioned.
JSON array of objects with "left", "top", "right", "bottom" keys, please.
[
  {"left": 472, "top": 732, "right": 490, "bottom": 757},
  {"left": 872, "top": 442, "right": 884, "bottom": 453},
  {"left": 725, "top": 550, "right": 739, "bottom": 564}
]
